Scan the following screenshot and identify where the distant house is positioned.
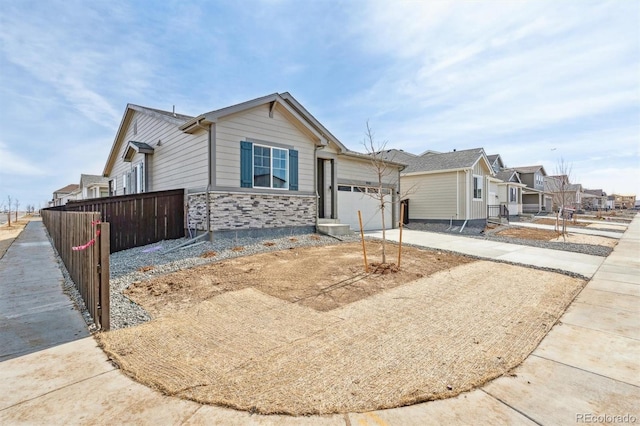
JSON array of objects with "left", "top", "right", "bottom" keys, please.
[
  {"left": 582, "top": 189, "right": 608, "bottom": 210},
  {"left": 102, "top": 93, "right": 404, "bottom": 237},
  {"left": 78, "top": 174, "right": 109, "bottom": 199},
  {"left": 611, "top": 194, "right": 637, "bottom": 209},
  {"left": 544, "top": 175, "right": 583, "bottom": 211},
  {"left": 384, "top": 148, "right": 495, "bottom": 226},
  {"left": 493, "top": 168, "right": 527, "bottom": 217},
  {"left": 508, "top": 165, "right": 552, "bottom": 213},
  {"left": 486, "top": 154, "right": 505, "bottom": 174},
  {"left": 51, "top": 184, "right": 79, "bottom": 206}
]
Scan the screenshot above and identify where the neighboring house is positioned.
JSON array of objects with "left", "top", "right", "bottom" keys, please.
[
  {"left": 493, "top": 168, "right": 526, "bottom": 216},
  {"left": 384, "top": 148, "right": 495, "bottom": 226},
  {"left": 486, "top": 154, "right": 505, "bottom": 174},
  {"left": 102, "top": 93, "right": 404, "bottom": 237},
  {"left": 78, "top": 174, "right": 110, "bottom": 199},
  {"left": 545, "top": 176, "right": 583, "bottom": 211},
  {"left": 582, "top": 189, "right": 608, "bottom": 210},
  {"left": 508, "top": 165, "right": 551, "bottom": 213},
  {"left": 51, "top": 184, "right": 79, "bottom": 206},
  {"left": 611, "top": 194, "right": 636, "bottom": 209}
]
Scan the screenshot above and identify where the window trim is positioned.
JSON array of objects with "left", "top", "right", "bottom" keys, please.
[
  {"left": 252, "top": 143, "right": 289, "bottom": 190},
  {"left": 473, "top": 175, "right": 483, "bottom": 200}
]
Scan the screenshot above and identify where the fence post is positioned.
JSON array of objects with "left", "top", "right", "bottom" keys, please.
[{"left": 98, "top": 222, "right": 110, "bottom": 330}]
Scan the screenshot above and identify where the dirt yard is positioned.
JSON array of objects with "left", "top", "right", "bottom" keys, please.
[
  {"left": 495, "top": 226, "right": 618, "bottom": 248},
  {"left": 125, "top": 242, "right": 475, "bottom": 316},
  {"left": 0, "top": 217, "right": 31, "bottom": 259},
  {"left": 99, "top": 241, "right": 587, "bottom": 415}
]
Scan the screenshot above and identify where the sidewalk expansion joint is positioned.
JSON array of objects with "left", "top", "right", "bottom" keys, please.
[
  {"left": 530, "top": 354, "right": 640, "bottom": 388},
  {"left": 479, "top": 388, "right": 543, "bottom": 425}
]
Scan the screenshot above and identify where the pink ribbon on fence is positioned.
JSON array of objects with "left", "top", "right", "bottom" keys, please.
[{"left": 72, "top": 220, "right": 102, "bottom": 251}]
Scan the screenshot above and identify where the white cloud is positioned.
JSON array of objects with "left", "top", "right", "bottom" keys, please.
[
  {"left": 0, "top": 2, "right": 157, "bottom": 128},
  {"left": 0, "top": 141, "right": 47, "bottom": 176}
]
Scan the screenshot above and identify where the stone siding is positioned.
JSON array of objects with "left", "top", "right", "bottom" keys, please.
[{"left": 188, "top": 191, "right": 316, "bottom": 231}]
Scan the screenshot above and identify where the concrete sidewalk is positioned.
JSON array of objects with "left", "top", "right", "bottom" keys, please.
[
  {"left": 366, "top": 228, "right": 605, "bottom": 277},
  {"left": 0, "top": 219, "right": 88, "bottom": 362},
  {"left": 1, "top": 217, "right": 638, "bottom": 424},
  {"left": 511, "top": 221, "right": 625, "bottom": 238}
]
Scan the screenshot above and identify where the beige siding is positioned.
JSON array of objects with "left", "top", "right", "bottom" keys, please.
[
  {"left": 470, "top": 161, "right": 488, "bottom": 220},
  {"left": 458, "top": 171, "right": 468, "bottom": 220},
  {"left": 215, "top": 104, "right": 317, "bottom": 191},
  {"left": 498, "top": 185, "right": 508, "bottom": 203},
  {"left": 108, "top": 111, "right": 208, "bottom": 194},
  {"left": 402, "top": 173, "right": 458, "bottom": 220},
  {"left": 337, "top": 156, "right": 395, "bottom": 185}
]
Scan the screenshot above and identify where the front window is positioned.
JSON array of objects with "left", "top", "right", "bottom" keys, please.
[
  {"left": 473, "top": 175, "right": 483, "bottom": 200},
  {"left": 253, "top": 145, "right": 288, "bottom": 189},
  {"left": 510, "top": 187, "right": 517, "bottom": 203}
]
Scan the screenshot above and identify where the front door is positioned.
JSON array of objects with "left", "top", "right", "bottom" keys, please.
[{"left": 317, "top": 158, "right": 325, "bottom": 219}]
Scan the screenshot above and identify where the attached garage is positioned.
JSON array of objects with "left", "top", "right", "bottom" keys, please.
[{"left": 337, "top": 185, "right": 393, "bottom": 231}]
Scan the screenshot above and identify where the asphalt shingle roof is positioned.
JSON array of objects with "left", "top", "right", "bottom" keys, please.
[
  {"left": 495, "top": 170, "right": 518, "bottom": 182},
  {"left": 375, "top": 149, "right": 417, "bottom": 165},
  {"left": 512, "top": 165, "right": 544, "bottom": 174},
  {"left": 403, "top": 148, "right": 486, "bottom": 174},
  {"left": 80, "top": 174, "right": 109, "bottom": 187},
  {"left": 53, "top": 184, "right": 79, "bottom": 194}
]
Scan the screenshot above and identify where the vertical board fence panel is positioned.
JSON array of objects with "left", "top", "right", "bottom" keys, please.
[
  {"left": 41, "top": 210, "right": 110, "bottom": 330},
  {"left": 45, "top": 189, "right": 185, "bottom": 253}
]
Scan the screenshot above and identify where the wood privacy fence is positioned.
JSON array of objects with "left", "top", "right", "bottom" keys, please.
[
  {"left": 46, "top": 189, "right": 185, "bottom": 253},
  {"left": 41, "top": 211, "right": 110, "bottom": 330}
]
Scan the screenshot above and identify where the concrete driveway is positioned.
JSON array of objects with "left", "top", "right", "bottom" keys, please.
[{"left": 366, "top": 228, "right": 605, "bottom": 278}]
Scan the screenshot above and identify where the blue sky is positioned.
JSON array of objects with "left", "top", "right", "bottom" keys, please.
[{"left": 1, "top": 0, "right": 638, "bottom": 209}]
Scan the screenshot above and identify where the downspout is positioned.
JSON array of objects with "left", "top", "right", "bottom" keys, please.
[
  {"left": 194, "top": 118, "right": 212, "bottom": 240},
  {"left": 465, "top": 169, "right": 470, "bottom": 221},
  {"left": 456, "top": 170, "right": 459, "bottom": 219},
  {"left": 461, "top": 169, "right": 470, "bottom": 232}
]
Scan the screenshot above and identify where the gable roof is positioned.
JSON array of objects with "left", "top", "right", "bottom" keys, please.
[
  {"left": 495, "top": 169, "right": 521, "bottom": 183},
  {"left": 179, "top": 92, "right": 331, "bottom": 148},
  {"left": 53, "top": 184, "right": 79, "bottom": 195},
  {"left": 103, "top": 104, "right": 193, "bottom": 175},
  {"left": 403, "top": 148, "right": 493, "bottom": 175},
  {"left": 375, "top": 149, "right": 417, "bottom": 164},
  {"left": 487, "top": 154, "right": 505, "bottom": 169},
  {"left": 584, "top": 188, "right": 606, "bottom": 197},
  {"left": 512, "top": 165, "right": 547, "bottom": 175},
  {"left": 79, "top": 174, "right": 109, "bottom": 188},
  {"left": 104, "top": 93, "right": 405, "bottom": 177}
]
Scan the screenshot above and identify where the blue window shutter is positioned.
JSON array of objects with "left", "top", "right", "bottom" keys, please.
[
  {"left": 289, "top": 149, "right": 298, "bottom": 191},
  {"left": 240, "top": 141, "right": 252, "bottom": 188}
]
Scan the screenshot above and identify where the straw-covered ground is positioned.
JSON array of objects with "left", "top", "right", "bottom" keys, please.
[
  {"left": 0, "top": 216, "right": 31, "bottom": 259},
  {"left": 98, "top": 241, "right": 586, "bottom": 415},
  {"left": 493, "top": 226, "right": 618, "bottom": 247}
]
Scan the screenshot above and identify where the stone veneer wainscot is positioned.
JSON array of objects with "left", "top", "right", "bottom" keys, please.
[{"left": 188, "top": 192, "right": 317, "bottom": 232}]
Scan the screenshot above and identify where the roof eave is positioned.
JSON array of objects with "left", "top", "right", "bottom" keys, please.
[{"left": 403, "top": 167, "right": 472, "bottom": 177}]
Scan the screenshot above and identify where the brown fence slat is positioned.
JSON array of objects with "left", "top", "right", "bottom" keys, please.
[
  {"left": 41, "top": 210, "right": 110, "bottom": 330},
  {"left": 44, "top": 189, "right": 184, "bottom": 253}
]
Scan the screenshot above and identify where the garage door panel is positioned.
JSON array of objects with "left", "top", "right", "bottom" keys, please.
[{"left": 338, "top": 190, "right": 392, "bottom": 231}]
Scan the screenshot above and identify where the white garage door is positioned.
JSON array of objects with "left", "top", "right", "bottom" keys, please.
[{"left": 337, "top": 185, "right": 393, "bottom": 231}]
